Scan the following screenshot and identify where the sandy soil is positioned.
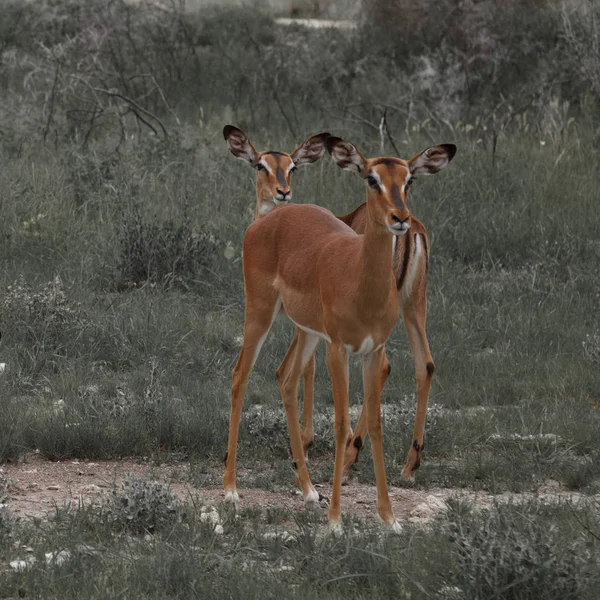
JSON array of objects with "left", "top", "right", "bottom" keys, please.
[{"left": 1, "top": 454, "right": 596, "bottom": 526}]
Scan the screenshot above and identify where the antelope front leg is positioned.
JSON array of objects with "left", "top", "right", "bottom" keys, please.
[
  {"left": 343, "top": 351, "right": 391, "bottom": 470},
  {"left": 224, "top": 312, "right": 276, "bottom": 504},
  {"left": 363, "top": 347, "right": 398, "bottom": 529},
  {"left": 400, "top": 302, "right": 434, "bottom": 482},
  {"left": 325, "top": 343, "right": 351, "bottom": 527},
  {"left": 277, "top": 330, "right": 320, "bottom": 508}
]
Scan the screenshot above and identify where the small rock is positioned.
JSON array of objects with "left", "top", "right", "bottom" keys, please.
[
  {"left": 200, "top": 510, "right": 221, "bottom": 526},
  {"left": 537, "top": 479, "right": 562, "bottom": 494},
  {"left": 214, "top": 524, "right": 224, "bottom": 535},
  {"left": 275, "top": 565, "right": 294, "bottom": 572},
  {"left": 47, "top": 485, "right": 60, "bottom": 491},
  {"left": 0, "top": 363, "right": 6, "bottom": 375},
  {"left": 81, "top": 484, "right": 101, "bottom": 494},
  {"left": 425, "top": 495, "right": 448, "bottom": 512},
  {"left": 45, "top": 550, "right": 71, "bottom": 566},
  {"left": 262, "top": 531, "right": 295, "bottom": 543},
  {"left": 409, "top": 502, "right": 434, "bottom": 520},
  {"left": 10, "top": 557, "right": 36, "bottom": 571}
]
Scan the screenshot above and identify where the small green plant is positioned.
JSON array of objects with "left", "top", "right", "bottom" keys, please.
[{"left": 107, "top": 476, "right": 182, "bottom": 533}]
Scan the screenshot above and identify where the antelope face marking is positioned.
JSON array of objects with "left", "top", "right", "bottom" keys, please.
[{"left": 223, "top": 125, "right": 330, "bottom": 218}]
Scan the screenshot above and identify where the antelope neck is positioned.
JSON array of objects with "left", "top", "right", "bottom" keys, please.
[
  {"left": 255, "top": 180, "right": 269, "bottom": 220},
  {"left": 356, "top": 202, "right": 395, "bottom": 311}
]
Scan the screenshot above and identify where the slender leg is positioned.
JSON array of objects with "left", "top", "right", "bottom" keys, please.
[
  {"left": 300, "top": 352, "right": 316, "bottom": 459},
  {"left": 363, "top": 347, "right": 397, "bottom": 527},
  {"left": 343, "top": 351, "right": 391, "bottom": 470},
  {"left": 223, "top": 297, "right": 280, "bottom": 503},
  {"left": 277, "top": 329, "right": 320, "bottom": 507},
  {"left": 400, "top": 300, "right": 434, "bottom": 481},
  {"left": 325, "top": 343, "right": 351, "bottom": 526},
  {"left": 281, "top": 329, "right": 317, "bottom": 461},
  {"left": 277, "top": 330, "right": 311, "bottom": 489}
]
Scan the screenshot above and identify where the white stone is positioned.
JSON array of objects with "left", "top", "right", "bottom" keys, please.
[
  {"left": 45, "top": 550, "right": 71, "bottom": 566},
  {"left": 10, "top": 557, "right": 36, "bottom": 571},
  {"left": 200, "top": 510, "right": 220, "bottom": 526}
]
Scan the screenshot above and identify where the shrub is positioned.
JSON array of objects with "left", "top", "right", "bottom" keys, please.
[
  {"left": 106, "top": 476, "right": 182, "bottom": 533},
  {"left": 1, "top": 276, "right": 89, "bottom": 373},
  {"left": 450, "top": 509, "right": 585, "bottom": 599},
  {"left": 117, "top": 206, "right": 218, "bottom": 288}
]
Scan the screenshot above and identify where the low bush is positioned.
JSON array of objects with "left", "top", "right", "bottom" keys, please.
[
  {"left": 449, "top": 507, "right": 586, "bottom": 599},
  {"left": 106, "top": 476, "right": 182, "bottom": 534}
]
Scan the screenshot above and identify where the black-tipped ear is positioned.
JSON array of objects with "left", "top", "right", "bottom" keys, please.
[
  {"left": 223, "top": 125, "right": 259, "bottom": 166},
  {"left": 290, "top": 132, "right": 331, "bottom": 167},
  {"left": 326, "top": 136, "right": 368, "bottom": 176},
  {"left": 408, "top": 144, "right": 457, "bottom": 175}
]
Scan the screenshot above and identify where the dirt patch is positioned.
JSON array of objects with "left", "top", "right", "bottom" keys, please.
[{"left": 2, "top": 454, "right": 597, "bottom": 525}]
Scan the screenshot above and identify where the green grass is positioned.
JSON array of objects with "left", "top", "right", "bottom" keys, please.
[
  {"left": 1, "top": 127, "right": 598, "bottom": 494},
  {"left": 0, "top": 491, "right": 598, "bottom": 599},
  {"left": 1, "top": 1, "right": 600, "bottom": 595}
]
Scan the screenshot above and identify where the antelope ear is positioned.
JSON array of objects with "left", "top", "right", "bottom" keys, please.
[
  {"left": 223, "top": 125, "right": 259, "bottom": 166},
  {"left": 408, "top": 144, "right": 457, "bottom": 175},
  {"left": 290, "top": 132, "right": 331, "bottom": 167},
  {"left": 326, "top": 136, "right": 368, "bottom": 177}
]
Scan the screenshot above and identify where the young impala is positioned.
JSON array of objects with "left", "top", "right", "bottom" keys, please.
[
  {"left": 223, "top": 125, "right": 330, "bottom": 219},
  {"left": 224, "top": 135, "right": 455, "bottom": 529},
  {"left": 223, "top": 125, "right": 330, "bottom": 459}
]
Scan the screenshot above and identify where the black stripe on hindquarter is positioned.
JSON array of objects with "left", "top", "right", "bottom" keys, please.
[
  {"left": 391, "top": 183, "right": 406, "bottom": 212},
  {"left": 396, "top": 231, "right": 412, "bottom": 291}
]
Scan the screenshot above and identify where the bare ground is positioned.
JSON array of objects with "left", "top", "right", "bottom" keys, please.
[{"left": 1, "top": 454, "right": 597, "bottom": 526}]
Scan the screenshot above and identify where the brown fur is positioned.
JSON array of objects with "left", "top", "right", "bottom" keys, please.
[{"left": 224, "top": 136, "right": 456, "bottom": 527}]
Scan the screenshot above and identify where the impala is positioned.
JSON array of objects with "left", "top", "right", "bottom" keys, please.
[
  {"left": 223, "top": 125, "right": 330, "bottom": 219},
  {"left": 223, "top": 135, "right": 456, "bottom": 529},
  {"left": 223, "top": 125, "right": 330, "bottom": 462},
  {"left": 302, "top": 143, "right": 456, "bottom": 481}
]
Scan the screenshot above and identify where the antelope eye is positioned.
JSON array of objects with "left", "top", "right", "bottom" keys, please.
[
  {"left": 256, "top": 163, "right": 266, "bottom": 172},
  {"left": 366, "top": 175, "right": 378, "bottom": 188},
  {"left": 290, "top": 166, "right": 297, "bottom": 174}
]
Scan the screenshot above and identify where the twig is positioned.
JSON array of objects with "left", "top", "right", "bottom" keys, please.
[
  {"left": 382, "top": 109, "right": 401, "bottom": 155},
  {"left": 244, "top": 26, "right": 298, "bottom": 138},
  {"left": 93, "top": 87, "right": 168, "bottom": 137},
  {"left": 566, "top": 498, "right": 600, "bottom": 541},
  {"left": 43, "top": 60, "right": 61, "bottom": 143}
]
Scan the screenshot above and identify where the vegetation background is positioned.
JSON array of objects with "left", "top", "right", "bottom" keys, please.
[{"left": 0, "top": 0, "right": 599, "bottom": 598}]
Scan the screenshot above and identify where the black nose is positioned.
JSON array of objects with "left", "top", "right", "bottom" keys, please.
[
  {"left": 391, "top": 214, "right": 408, "bottom": 224},
  {"left": 277, "top": 189, "right": 289, "bottom": 199}
]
